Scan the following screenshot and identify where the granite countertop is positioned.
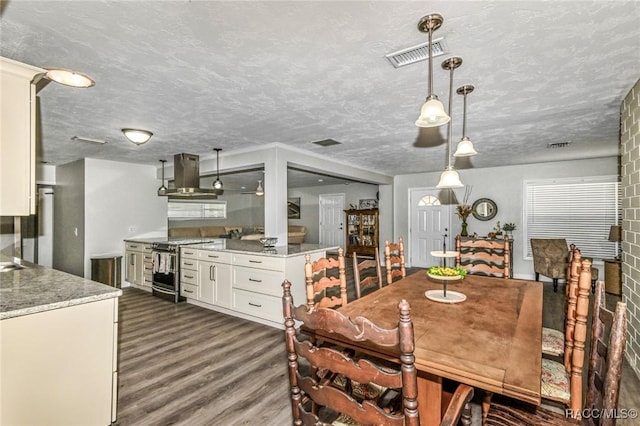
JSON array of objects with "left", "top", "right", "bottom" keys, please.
[
  {"left": 0, "top": 255, "right": 122, "bottom": 320},
  {"left": 191, "top": 240, "right": 338, "bottom": 257}
]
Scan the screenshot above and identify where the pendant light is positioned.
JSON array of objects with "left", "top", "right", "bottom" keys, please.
[
  {"left": 436, "top": 57, "right": 464, "bottom": 189},
  {"left": 157, "top": 160, "right": 168, "bottom": 196},
  {"left": 415, "top": 13, "right": 450, "bottom": 128},
  {"left": 212, "top": 148, "right": 223, "bottom": 194},
  {"left": 453, "top": 85, "right": 478, "bottom": 157},
  {"left": 255, "top": 180, "right": 264, "bottom": 196}
]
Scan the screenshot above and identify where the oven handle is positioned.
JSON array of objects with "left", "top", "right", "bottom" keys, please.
[{"left": 152, "top": 285, "right": 176, "bottom": 296}]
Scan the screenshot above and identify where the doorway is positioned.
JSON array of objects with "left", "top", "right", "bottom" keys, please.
[
  {"left": 409, "top": 188, "right": 452, "bottom": 268},
  {"left": 319, "top": 193, "right": 345, "bottom": 248}
]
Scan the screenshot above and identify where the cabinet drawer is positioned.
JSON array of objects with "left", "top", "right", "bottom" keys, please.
[
  {"left": 143, "top": 244, "right": 153, "bottom": 254},
  {"left": 142, "top": 276, "right": 153, "bottom": 287},
  {"left": 181, "top": 283, "right": 198, "bottom": 298},
  {"left": 232, "top": 289, "right": 282, "bottom": 323},
  {"left": 180, "top": 247, "right": 198, "bottom": 260},
  {"left": 125, "top": 242, "right": 144, "bottom": 251},
  {"left": 232, "top": 254, "right": 284, "bottom": 271},
  {"left": 181, "top": 268, "right": 198, "bottom": 285},
  {"left": 143, "top": 264, "right": 154, "bottom": 276},
  {"left": 233, "top": 266, "right": 284, "bottom": 297},
  {"left": 143, "top": 253, "right": 153, "bottom": 263},
  {"left": 181, "top": 258, "right": 198, "bottom": 271},
  {"left": 198, "top": 250, "right": 232, "bottom": 264}
]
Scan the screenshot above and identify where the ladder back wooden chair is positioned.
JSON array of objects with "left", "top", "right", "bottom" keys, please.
[
  {"left": 282, "top": 280, "right": 474, "bottom": 426},
  {"left": 455, "top": 236, "right": 510, "bottom": 278},
  {"left": 482, "top": 255, "right": 591, "bottom": 423},
  {"left": 384, "top": 237, "right": 406, "bottom": 285},
  {"left": 485, "top": 280, "right": 627, "bottom": 425},
  {"left": 352, "top": 250, "right": 383, "bottom": 299},
  {"left": 304, "top": 248, "right": 347, "bottom": 310},
  {"left": 542, "top": 244, "right": 580, "bottom": 358}
]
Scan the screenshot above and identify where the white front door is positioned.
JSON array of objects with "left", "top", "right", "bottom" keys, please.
[
  {"left": 319, "top": 193, "right": 345, "bottom": 248},
  {"left": 409, "top": 188, "right": 452, "bottom": 268}
]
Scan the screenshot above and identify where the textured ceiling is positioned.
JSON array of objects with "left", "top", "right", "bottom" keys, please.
[{"left": 1, "top": 1, "right": 638, "bottom": 187}]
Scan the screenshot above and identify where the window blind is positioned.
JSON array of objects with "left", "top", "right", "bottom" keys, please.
[{"left": 524, "top": 177, "right": 619, "bottom": 259}]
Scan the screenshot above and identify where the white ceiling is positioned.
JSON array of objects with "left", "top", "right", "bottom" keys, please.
[{"left": 1, "top": 1, "right": 638, "bottom": 188}]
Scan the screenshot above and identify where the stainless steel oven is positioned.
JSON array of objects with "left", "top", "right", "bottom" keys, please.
[{"left": 151, "top": 242, "right": 183, "bottom": 303}]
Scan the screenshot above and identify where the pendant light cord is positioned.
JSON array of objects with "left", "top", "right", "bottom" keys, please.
[{"left": 446, "top": 64, "right": 454, "bottom": 167}]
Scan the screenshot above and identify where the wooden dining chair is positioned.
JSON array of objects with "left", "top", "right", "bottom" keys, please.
[
  {"left": 481, "top": 256, "right": 591, "bottom": 423},
  {"left": 455, "top": 236, "right": 510, "bottom": 278},
  {"left": 541, "top": 245, "right": 581, "bottom": 359},
  {"left": 282, "top": 280, "right": 475, "bottom": 426},
  {"left": 304, "top": 248, "right": 347, "bottom": 310},
  {"left": 384, "top": 237, "right": 406, "bottom": 285},
  {"left": 485, "top": 280, "right": 627, "bottom": 425},
  {"left": 352, "top": 250, "right": 383, "bottom": 299}
]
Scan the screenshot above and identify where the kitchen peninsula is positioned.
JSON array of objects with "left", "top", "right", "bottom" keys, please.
[
  {"left": 0, "top": 255, "right": 121, "bottom": 425},
  {"left": 125, "top": 237, "right": 335, "bottom": 328}
]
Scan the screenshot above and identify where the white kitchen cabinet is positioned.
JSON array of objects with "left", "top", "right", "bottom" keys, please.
[
  {"left": 180, "top": 248, "right": 198, "bottom": 298},
  {"left": 0, "top": 297, "right": 119, "bottom": 425},
  {"left": 0, "top": 57, "right": 45, "bottom": 216},
  {"left": 124, "top": 242, "right": 151, "bottom": 287},
  {"left": 198, "top": 250, "right": 232, "bottom": 308}
]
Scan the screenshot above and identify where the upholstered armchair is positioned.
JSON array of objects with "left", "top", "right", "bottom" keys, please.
[{"left": 530, "top": 238, "right": 569, "bottom": 292}]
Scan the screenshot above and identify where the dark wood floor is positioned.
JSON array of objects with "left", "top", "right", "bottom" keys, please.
[{"left": 113, "top": 272, "right": 640, "bottom": 426}]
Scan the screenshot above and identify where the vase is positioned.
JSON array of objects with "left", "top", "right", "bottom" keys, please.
[{"left": 461, "top": 221, "right": 468, "bottom": 237}]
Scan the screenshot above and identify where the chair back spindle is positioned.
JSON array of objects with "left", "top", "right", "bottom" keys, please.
[{"left": 384, "top": 238, "right": 406, "bottom": 285}]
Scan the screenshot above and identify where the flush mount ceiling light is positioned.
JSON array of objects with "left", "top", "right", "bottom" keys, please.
[
  {"left": 415, "top": 13, "right": 450, "bottom": 128},
  {"left": 157, "top": 160, "right": 168, "bottom": 196},
  {"left": 44, "top": 68, "right": 95, "bottom": 88},
  {"left": 256, "top": 180, "right": 264, "bottom": 196},
  {"left": 436, "top": 56, "right": 464, "bottom": 189},
  {"left": 122, "top": 128, "right": 153, "bottom": 146},
  {"left": 454, "top": 85, "right": 478, "bottom": 157},
  {"left": 212, "top": 148, "right": 224, "bottom": 194}
]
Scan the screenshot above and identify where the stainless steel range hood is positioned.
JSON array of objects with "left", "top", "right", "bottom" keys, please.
[{"left": 163, "top": 153, "right": 220, "bottom": 199}]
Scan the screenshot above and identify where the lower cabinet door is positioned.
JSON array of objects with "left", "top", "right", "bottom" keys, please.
[{"left": 198, "top": 261, "right": 232, "bottom": 307}]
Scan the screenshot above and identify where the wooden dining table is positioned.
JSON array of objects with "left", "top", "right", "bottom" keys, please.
[{"left": 313, "top": 270, "right": 543, "bottom": 426}]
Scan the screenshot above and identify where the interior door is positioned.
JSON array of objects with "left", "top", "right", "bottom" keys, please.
[
  {"left": 319, "top": 193, "right": 345, "bottom": 248},
  {"left": 409, "top": 188, "right": 452, "bottom": 268}
]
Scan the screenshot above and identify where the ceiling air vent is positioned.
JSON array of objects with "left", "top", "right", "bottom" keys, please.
[
  {"left": 385, "top": 37, "right": 448, "bottom": 68},
  {"left": 547, "top": 142, "right": 572, "bottom": 149},
  {"left": 312, "top": 139, "right": 342, "bottom": 147}
]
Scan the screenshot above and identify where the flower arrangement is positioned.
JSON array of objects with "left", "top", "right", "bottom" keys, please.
[
  {"left": 493, "top": 221, "right": 503, "bottom": 236},
  {"left": 503, "top": 222, "right": 517, "bottom": 232},
  {"left": 456, "top": 186, "right": 473, "bottom": 222}
]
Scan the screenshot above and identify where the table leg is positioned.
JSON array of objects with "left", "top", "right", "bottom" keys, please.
[{"left": 417, "top": 371, "right": 442, "bottom": 426}]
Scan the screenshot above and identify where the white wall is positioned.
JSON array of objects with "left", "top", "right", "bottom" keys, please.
[
  {"left": 394, "top": 157, "right": 618, "bottom": 278},
  {"left": 84, "top": 158, "right": 167, "bottom": 279}
]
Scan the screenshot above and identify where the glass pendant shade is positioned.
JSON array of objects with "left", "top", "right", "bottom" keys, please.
[
  {"left": 415, "top": 96, "right": 450, "bottom": 127},
  {"left": 157, "top": 160, "right": 168, "bottom": 196},
  {"left": 212, "top": 148, "right": 223, "bottom": 192},
  {"left": 256, "top": 180, "right": 264, "bottom": 196},
  {"left": 454, "top": 136, "right": 478, "bottom": 156},
  {"left": 437, "top": 166, "right": 464, "bottom": 189}
]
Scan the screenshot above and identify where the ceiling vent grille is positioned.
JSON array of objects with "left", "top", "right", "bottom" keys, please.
[
  {"left": 312, "top": 139, "right": 342, "bottom": 147},
  {"left": 385, "top": 37, "right": 448, "bottom": 68},
  {"left": 547, "top": 142, "right": 572, "bottom": 149}
]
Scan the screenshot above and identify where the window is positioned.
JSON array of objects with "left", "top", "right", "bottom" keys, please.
[
  {"left": 524, "top": 177, "right": 620, "bottom": 259},
  {"left": 168, "top": 200, "right": 227, "bottom": 219},
  {"left": 418, "top": 195, "right": 441, "bottom": 206}
]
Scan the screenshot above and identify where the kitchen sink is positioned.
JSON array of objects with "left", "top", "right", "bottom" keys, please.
[{"left": 0, "top": 262, "right": 25, "bottom": 272}]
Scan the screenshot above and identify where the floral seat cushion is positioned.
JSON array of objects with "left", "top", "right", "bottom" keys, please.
[
  {"left": 541, "top": 358, "right": 570, "bottom": 402},
  {"left": 542, "top": 327, "right": 565, "bottom": 356}
]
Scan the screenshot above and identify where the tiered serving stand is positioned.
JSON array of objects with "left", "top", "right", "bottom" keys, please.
[{"left": 426, "top": 250, "right": 466, "bottom": 303}]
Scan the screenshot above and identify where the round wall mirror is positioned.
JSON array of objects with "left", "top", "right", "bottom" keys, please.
[{"left": 472, "top": 198, "right": 498, "bottom": 221}]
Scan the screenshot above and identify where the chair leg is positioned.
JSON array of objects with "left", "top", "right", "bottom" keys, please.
[
  {"left": 591, "top": 279, "right": 596, "bottom": 294},
  {"left": 482, "top": 391, "right": 493, "bottom": 425},
  {"left": 461, "top": 401, "right": 473, "bottom": 426},
  {"left": 553, "top": 278, "right": 558, "bottom": 292}
]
